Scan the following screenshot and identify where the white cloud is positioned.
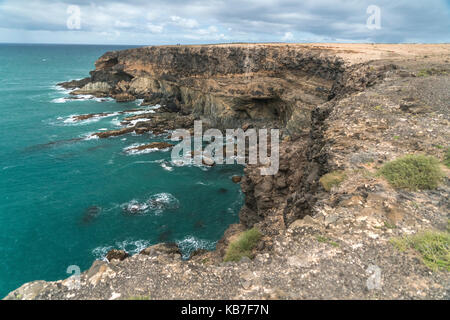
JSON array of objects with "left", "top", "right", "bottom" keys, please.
[
  {"left": 115, "top": 21, "right": 133, "bottom": 29},
  {"left": 0, "top": 0, "right": 448, "bottom": 44},
  {"left": 147, "top": 23, "right": 164, "bottom": 34},
  {"left": 170, "top": 16, "right": 199, "bottom": 29},
  {"left": 282, "top": 32, "right": 294, "bottom": 41}
]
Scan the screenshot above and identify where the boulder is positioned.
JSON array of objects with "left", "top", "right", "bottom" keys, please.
[
  {"left": 232, "top": 176, "right": 242, "bottom": 183},
  {"left": 140, "top": 243, "right": 181, "bottom": 256},
  {"left": 106, "top": 249, "right": 129, "bottom": 262},
  {"left": 114, "top": 93, "right": 136, "bottom": 103}
]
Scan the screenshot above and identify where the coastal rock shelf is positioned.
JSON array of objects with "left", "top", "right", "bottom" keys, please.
[{"left": 7, "top": 44, "right": 450, "bottom": 300}]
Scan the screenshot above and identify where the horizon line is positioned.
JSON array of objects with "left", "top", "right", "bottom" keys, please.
[{"left": 1, "top": 41, "right": 450, "bottom": 47}]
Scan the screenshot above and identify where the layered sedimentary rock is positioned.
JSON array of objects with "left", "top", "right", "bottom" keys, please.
[{"left": 62, "top": 44, "right": 383, "bottom": 135}]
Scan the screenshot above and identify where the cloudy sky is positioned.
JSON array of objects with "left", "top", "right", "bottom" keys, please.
[{"left": 0, "top": 0, "right": 449, "bottom": 44}]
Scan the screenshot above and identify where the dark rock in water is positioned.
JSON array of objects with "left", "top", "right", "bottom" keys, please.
[
  {"left": 57, "top": 77, "right": 91, "bottom": 89},
  {"left": 218, "top": 188, "right": 228, "bottom": 194},
  {"left": 194, "top": 220, "right": 205, "bottom": 229},
  {"left": 139, "top": 243, "right": 181, "bottom": 256},
  {"left": 72, "top": 112, "right": 111, "bottom": 121},
  {"left": 82, "top": 206, "right": 101, "bottom": 224},
  {"left": 93, "top": 127, "right": 135, "bottom": 139},
  {"left": 106, "top": 249, "right": 129, "bottom": 262},
  {"left": 232, "top": 176, "right": 242, "bottom": 183},
  {"left": 23, "top": 138, "right": 83, "bottom": 152},
  {"left": 134, "top": 127, "right": 150, "bottom": 135},
  {"left": 158, "top": 230, "right": 172, "bottom": 242},
  {"left": 86, "top": 145, "right": 108, "bottom": 152}
]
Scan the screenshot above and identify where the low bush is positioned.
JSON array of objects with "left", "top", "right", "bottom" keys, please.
[
  {"left": 378, "top": 154, "right": 444, "bottom": 190},
  {"left": 391, "top": 231, "right": 449, "bottom": 271},
  {"left": 319, "top": 170, "right": 347, "bottom": 192},
  {"left": 224, "top": 228, "right": 262, "bottom": 262}
]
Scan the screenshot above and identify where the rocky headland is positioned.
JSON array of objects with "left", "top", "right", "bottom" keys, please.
[{"left": 5, "top": 44, "right": 450, "bottom": 300}]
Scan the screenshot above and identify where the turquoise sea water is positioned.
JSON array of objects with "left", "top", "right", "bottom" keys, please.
[{"left": 0, "top": 44, "right": 243, "bottom": 298}]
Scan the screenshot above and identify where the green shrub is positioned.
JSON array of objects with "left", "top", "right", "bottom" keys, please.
[
  {"left": 224, "top": 228, "right": 262, "bottom": 262},
  {"left": 378, "top": 154, "right": 444, "bottom": 190},
  {"left": 319, "top": 170, "right": 347, "bottom": 192},
  {"left": 417, "top": 69, "right": 432, "bottom": 77},
  {"left": 444, "top": 148, "right": 450, "bottom": 168},
  {"left": 417, "top": 68, "right": 448, "bottom": 77},
  {"left": 390, "top": 231, "right": 449, "bottom": 271}
]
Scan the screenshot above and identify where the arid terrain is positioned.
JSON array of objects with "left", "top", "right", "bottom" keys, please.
[{"left": 5, "top": 43, "right": 449, "bottom": 300}]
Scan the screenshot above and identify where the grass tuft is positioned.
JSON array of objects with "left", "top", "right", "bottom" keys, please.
[
  {"left": 316, "top": 235, "right": 339, "bottom": 247},
  {"left": 319, "top": 170, "right": 347, "bottom": 192},
  {"left": 390, "top": 231, "right": 449, "bottom": 271},
  {"left": 378, "top": 154, "right": 444, "bottom": 190},
  {"left": 224, "top": 228, "right": 262, "bottom": 262}
]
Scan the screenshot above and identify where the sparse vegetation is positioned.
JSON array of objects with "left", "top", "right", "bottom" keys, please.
[
  {"left": 417, "top": 69, "right": 432, "bottom": 77},
  {"left": 319, "top": 170, "right": 347, "bottom": 192},
  {"left": 444, "top": 148, "right": 450, "bottom": 168},
  {"left": 384, "top": 221, "right": 397, "bottom": 229},
  {"left": 417, "top": 68, "right": 448, "bottom": 77},
  {"left": 378, "top": 154, "right": 444, "bottom": 190},
  {"left": 224, "top": 228, "right": 262, "bottom": 262},
  {"left": 316, "top": 235, "right": 339, "bottom": 247},
  {"left": 390, "top": 231, "right": 449, "bottom": 271},
  {"left": 374, "top": 105, "right": 383, "bottom": 111}
]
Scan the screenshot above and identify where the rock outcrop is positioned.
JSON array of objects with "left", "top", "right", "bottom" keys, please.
[{"left": 61, "top": 44, "right": 378, "bottom": 135}]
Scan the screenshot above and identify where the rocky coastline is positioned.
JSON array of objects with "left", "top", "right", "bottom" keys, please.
[{"left": 5, "top": 44, "right": 450, "bottom": 300}]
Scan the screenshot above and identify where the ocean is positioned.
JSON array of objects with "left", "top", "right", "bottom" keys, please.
[{"left": 0, "top": 44, "right": 243, "bottom": 298}]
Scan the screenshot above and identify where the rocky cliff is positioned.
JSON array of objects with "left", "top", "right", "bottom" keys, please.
[
  {"left": 61, "top": 44, "right": 392, "bottom": 135},
  {"left": 6, "top": 44, "right": 450, "bottom": 300}
]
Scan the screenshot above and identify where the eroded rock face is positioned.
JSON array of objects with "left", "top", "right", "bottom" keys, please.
[
  {"left": 60, "top": 44, "right": 355, "bottom": 132},
  {"left": 113, "top": 93, "right": 136, "bottom": 103}
]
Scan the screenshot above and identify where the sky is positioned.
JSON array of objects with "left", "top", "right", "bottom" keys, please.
[{"left": 0, "top": 0, "right": 449, "bottom": 45}]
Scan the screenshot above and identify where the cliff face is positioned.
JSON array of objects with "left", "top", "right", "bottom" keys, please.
[
  {"left": 65, "top": 44, "right": 383, "bottom": 134},
  {"left": 7, "top": 44, "right": 450, "bottom": 300}
]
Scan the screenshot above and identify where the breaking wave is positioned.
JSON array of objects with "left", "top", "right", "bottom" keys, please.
[
  {"left": 176, "top": 236, "right": 216, "bottom": 259},
  {"left": 121, "top": 193, "right": 180, "bottom": 215},
  {"left": 92, "top": 239, "right": 152, "bottom": 261}
]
